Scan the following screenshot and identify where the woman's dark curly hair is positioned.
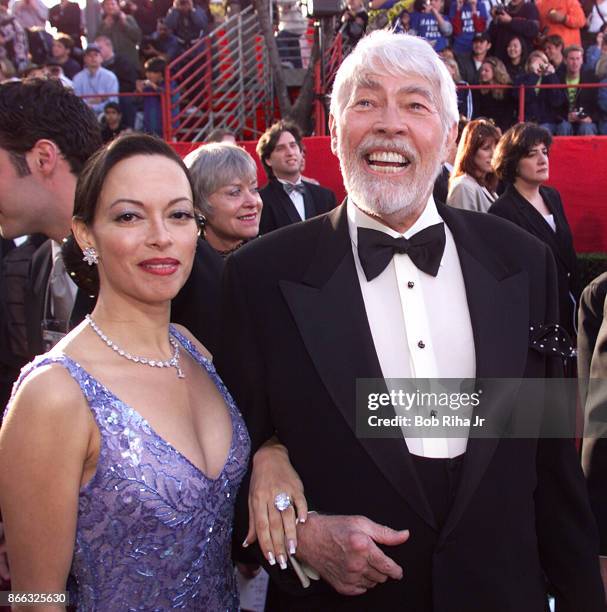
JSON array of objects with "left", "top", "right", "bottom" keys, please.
[
  {"left": 62, "top": 133, "right": 200, "bottom": 296},
  {"left": 492, "top": 122, "right": 552, "bottom": 184}
]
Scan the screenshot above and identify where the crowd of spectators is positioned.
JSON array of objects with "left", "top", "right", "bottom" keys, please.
[
  {"left": 338, "top": 0, "right": 607, "bottom": 135},
  {"left": 1, "top": 0, "right": 606, "bottom": 139},
  {"left": 0, "top": 0, "right": 217, "bottom": 137}
]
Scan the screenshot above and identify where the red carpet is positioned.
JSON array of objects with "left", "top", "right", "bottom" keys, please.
[{"left": 172, "top": 136, "right": 607, "bottom": 253}]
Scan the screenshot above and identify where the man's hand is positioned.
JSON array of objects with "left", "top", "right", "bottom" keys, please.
[
  {"left": 295, "top": 514, "right": 409, "bottom": 596},
  {"left": 497, "top": 11, "right": 512, "bottom": 23}
]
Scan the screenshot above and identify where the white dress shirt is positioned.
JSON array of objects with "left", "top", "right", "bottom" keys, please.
[
  {"left": 543, "top": 213, "right": 556, "bottom": 233},
  {"left": 277, "top": 177, "right": 306, "bottom": 221},
  {"left": 347, "top": 197, "right": 476, "bottom": 458},
  {"left": 50, "top": 240, "right": 78, "bottom": 320}
]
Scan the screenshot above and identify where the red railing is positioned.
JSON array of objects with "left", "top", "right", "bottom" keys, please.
[
  {"left": 162, "top": 36, "right": 213, "bottom": 142},
  {"left": 75, "top": 43, "right": 607, "bottom": 141}
]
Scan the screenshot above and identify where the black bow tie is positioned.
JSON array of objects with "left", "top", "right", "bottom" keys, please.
[
  {"left": 357, "top": 223, "right": 446, "bottom": 281},
  {"left": 283, "top": 182, "right": 305, "bottom": 195}
]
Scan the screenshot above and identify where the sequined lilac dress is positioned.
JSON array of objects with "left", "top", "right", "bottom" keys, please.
[{"left": 7, "top": 328, "right": 250, "bottom": 611}]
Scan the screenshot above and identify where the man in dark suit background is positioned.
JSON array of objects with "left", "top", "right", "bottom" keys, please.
[
  {"left": 219, "top": 31, "right": 605, "bottom": 611},
  {"left": 0, "top": 79, "right": 102, "bottom": 361},
  {"left": 0, "top": 237, "right": 16, "bottom": 407},
  {"left": 579, "top": 272, "right": 607, "bottom": 555},
  {"left": 0, "top": 78, "right": 102, "bottom": 587},
  {"left": 0, "top": 79, "right": 222, "bottom": 369},
  {"left": 256, "top": 121, "right": 336, "bottom": 234}
]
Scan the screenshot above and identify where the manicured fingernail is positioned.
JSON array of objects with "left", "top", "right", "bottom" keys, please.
[
  {"left": 296, "top": 517, "right": 306, "bottom": 524},
  {"left": 278, "top": 554, "right": 287, "bottom": 570},
  {"left": 288, "top": 539, "right": 296, "bottom": 555},
  {"left": 242, "top": 539, "right": 249, "bottom": 548},
  {"left": 267, "top": 551, "right": 276, "bottom": 566}
]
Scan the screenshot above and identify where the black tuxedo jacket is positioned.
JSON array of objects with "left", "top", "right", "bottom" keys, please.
[
  {"left": 578, "top": 272, "right": 607, "bottom": 554},
  {"left": 218, "top": 203, "right": 604, "bottom": 611},
  {"left": 432, "top": 164, "right": 450, "bottom": 205},
  {"left": 25, "top": 240, "right": 96, "bottom": 359},
  {"left": 258, "top": 178, "right": 336, "bottom": 235},
  {"left": 0, "top": 238, "right": 16, "bottom": 406},
  {"left": 489, "top": 184, "right": 580, "bottom": 338},
  {"left": 171, "top": 238, "right": 224, "bottom": 356}
]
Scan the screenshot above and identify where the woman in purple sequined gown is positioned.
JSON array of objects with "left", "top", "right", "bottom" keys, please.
[{"left": 0, "top": 135, "right": 251, "bottom": 611}]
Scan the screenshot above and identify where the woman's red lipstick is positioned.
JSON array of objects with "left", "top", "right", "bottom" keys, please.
[{"left": 138, "top": 258, "right": 180, "bottom": 275}]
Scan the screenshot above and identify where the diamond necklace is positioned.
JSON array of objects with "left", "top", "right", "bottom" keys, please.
[{"left": 85, "top": 314, "right": 185, "bottom": 379}]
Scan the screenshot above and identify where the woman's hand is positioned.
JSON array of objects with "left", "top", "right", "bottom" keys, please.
[{"left": 245, "top": 438, "right": 308, "bottom": 570}]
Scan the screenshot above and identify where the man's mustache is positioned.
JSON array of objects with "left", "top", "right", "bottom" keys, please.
[{"left": 356, "top": 138, "right": 419, "bottom": 164}]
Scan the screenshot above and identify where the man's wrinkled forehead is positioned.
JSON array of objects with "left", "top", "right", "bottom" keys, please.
[{"left": 347, "top": 71, "right": 440, "bottom": 110}]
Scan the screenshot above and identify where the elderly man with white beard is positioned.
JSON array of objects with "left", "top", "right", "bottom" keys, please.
[{"left": 218, "top": 31, "right": 605, "bottom": 611}]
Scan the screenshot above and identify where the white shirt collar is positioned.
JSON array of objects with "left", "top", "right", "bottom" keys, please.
[
  {"left": 51, "top": 239, "right": 64, "bottom": 263},
  {"left": 347, "top": 195, "right": 443, "bottom": 247},
  {"left": 276, "top": 176, "right": 303, "bottom": 186}
]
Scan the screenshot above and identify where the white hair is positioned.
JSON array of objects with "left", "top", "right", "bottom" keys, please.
[
  {"left": 329, "top": 31, "right": 459, "bottom": 132},
  {"left": 183, "top": 143, "right": 257, "bottom": 218}
]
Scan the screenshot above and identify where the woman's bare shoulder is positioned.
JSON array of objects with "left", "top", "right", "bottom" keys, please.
[
  {"left": 0, "top": 359, "right": 93, "bottom": 478},
  {"left": 7, "top": 360, "right": 90, "bottom": 425}
]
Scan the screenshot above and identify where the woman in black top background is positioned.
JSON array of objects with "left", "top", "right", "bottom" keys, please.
[{"left": 489, "top": 122, "right": 580, "bottom": 339}]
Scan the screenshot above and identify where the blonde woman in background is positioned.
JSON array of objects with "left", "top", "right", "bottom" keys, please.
[{"left": 472, "top": 56, "right": 515, "bottom": 131}]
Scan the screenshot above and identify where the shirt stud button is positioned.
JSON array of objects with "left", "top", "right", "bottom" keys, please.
[
  {"left": 407, "top": 281, "right": 415, "bottom": 288},
  {"left": 418, "top": 340, "right": 425, "bottom": 349}
]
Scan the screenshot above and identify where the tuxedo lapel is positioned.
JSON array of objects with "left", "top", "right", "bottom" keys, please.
[
  {"left": 280, "top": 204, "right": 437, "bottom": 529},
  {"left": 539, "top": 186, "right": 576, "bottom": 275},
  {"left": 25, "top": 240, "right": 52, "bottom": 355},
  {"left": 302, "top": 183, "right": 317, "bottom": 220},
  {"left": 269, "top": 180, "right": 303, "bottom": 226},
  {"left": 507, "top": 185, "right": 566, "bottom": 268},
  {"left": 438, "top": 205, "right": 529, "bottom": 542}
]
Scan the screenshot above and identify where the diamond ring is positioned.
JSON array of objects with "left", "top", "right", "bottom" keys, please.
[{"left": 274, "top": 492, "right": 292, "bottom": 512}]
